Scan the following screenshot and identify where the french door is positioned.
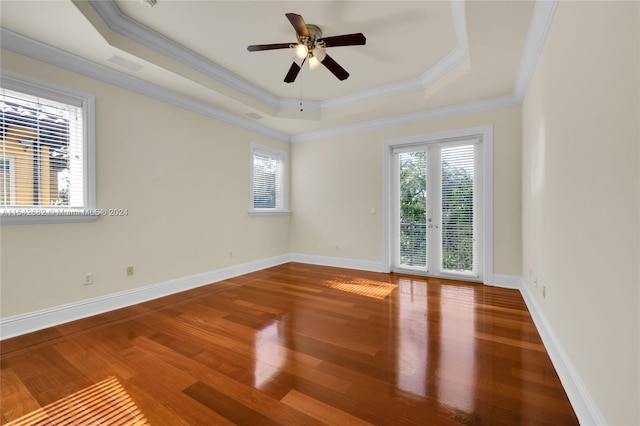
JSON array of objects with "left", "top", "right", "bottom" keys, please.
[{"left": 391, "top": 137, "right": 484, "bottom": 281}]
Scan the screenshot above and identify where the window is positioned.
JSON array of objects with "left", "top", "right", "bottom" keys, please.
[
  {"left": 249, "top": 143, "right": 289, "bottom": 215},
  {"left": 1, "top": 71, "right": 95, "bottom": 224},
  {"left": 395, "top": 141, "right": 481, "bottom": 277},
  {"left": 391, "top": 134, "right": 485, "bottom": 281}
]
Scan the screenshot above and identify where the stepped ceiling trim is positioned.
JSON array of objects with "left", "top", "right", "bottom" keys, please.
[{"left": 0, "top": 1, "right": 558, "bottom": 143}]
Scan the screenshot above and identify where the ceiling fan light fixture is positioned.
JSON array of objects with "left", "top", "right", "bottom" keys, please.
[
  {"left": 312, "top": 47, "right": 326, "bottom": 63},
  {"left": 294, "top": 44, "right": 308, "bottom": 60},
  {"left": 309, "top": 55, "right": 321, "bottom": 70},
  {"left": 247, "top": 13, "right": 365, "bottom": 83}
]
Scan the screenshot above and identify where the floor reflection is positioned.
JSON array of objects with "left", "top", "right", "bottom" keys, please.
[
  {"left": 438, "top": 284, "right": 476, "bottom": 414},
  {"left": 253, "top": 320, "right": 286, "bottom": 390},
  {"left": 396, "top": 278, "right": 428, "bottom": 396},
  {"left": 395, "top": 278, "right": 476, "bottom": 415}
]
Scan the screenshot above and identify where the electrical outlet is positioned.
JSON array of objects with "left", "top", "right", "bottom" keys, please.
[
  {"left": 83, "top": 272, "right": 93, "bottom": 285},
  {"left": 126, "top": 266, "right": 134, "bottom": 276},
  {"left": 543, "top": 286, "right": 546, "bottom": 298},
  {"left": 228, "top": 250, "right": 233, "bottom": 258}
]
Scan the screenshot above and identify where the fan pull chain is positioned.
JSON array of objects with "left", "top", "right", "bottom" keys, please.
[{"left": 299, "top": 72, "right": 303, "bottom": 112}]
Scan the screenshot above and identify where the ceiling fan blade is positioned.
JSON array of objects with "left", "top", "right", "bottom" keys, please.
[
  {"left": 284, "top": 58, "right": 305, "bottom": 83},
  {"left": 321, "top": 54, "right": 349, "bottom": 81},
  {"left": 286, "top": 13, "right": 309, "bottom": 38},
  {"left": 284, "top": 56, "right": 307, "bottom": 83},
  {"left": 318, "top": 33, "right": 366, "bottom": 48},
  {"left": 247, "top": 43, "right": 293, "bottom": 52}
]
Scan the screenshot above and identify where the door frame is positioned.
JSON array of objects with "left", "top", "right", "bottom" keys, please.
[{"left": 382, "top": 125, "right": 494, "bottom": 285}]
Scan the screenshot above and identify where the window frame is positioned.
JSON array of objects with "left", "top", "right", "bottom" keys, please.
[
  {"left": 383, "top": 125, "right": 493, "bottom": 284},
  {"left": 0, "top": 71, "right": 96, "bottom": 225},
  {"left": 248, "top": 143, "right": 289, "bottom": 216},
  {"left": 391, "top": 138, "right": 484, "bottom": 282}
]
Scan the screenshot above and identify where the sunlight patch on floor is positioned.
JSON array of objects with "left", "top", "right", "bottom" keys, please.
[
  {"left": 320, "top": 275, "right": 397, "bottom": 299},
  {"left": 7, "top": 377, "right": 149, "bottom": 426}
]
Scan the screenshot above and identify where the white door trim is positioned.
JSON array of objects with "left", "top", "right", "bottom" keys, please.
[{"left": 382, "top": 125, "right": 493, "bottom": 284}]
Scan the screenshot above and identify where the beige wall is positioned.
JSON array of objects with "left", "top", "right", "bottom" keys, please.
[
  {"left": 521, "top": 2, "right": 639, "bottom": 424},
  {"left": 290, "top": 106, "right": 522, "bottom": 277},
  {"left": 0, "top": 50, "right": 290, "bottom": 318}
]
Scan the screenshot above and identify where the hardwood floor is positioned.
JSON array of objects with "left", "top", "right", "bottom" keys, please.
[{"left": 1, "top": 262, "right": 578, "bottom": 425}]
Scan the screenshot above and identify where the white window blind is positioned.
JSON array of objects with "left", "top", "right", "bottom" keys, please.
[
  {"left": 253, "top": 153, "right": 281, "bottom": 209},
  {"left": 250, "top": 144, "right": 288, "bottom": 215},
  {"left": 1, "top": 72, "right": 95, "bottom": 224},
  {"left": 440, "top": 144, "right": 475, "bottom": 273}
]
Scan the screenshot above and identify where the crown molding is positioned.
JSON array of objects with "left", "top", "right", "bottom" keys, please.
[
  {"left": 316, "top": 1, "right": 469, "bottom": 112},
  {"left": 85, "top": 0, "right": 558, "bottom": 118},
  {"left": 513, "top": 0, "right": 559, "bottom": 101},
  {"left": 290, "top": 95, "right": 519, "bottom": 143},
  {"left": 1, "top": 0, "right": 558, "bottom": 145},
  {"left": 0, "top": 28, "right": 513, "bottom": 145},
  {"left": 420, "top": 0, "right": 468, "bottom": 87},
  {"left": 293, "top": 0, "right": 557, "bottom": 142},
  {"left": 87, "top": 0, "right": 280, "bottom": 110},
  {"left": 321, "top": 78, "right": 424, "bottom": 112},
  {"left": 420, "top": 45, "right": 466, "bottom": 88},
  {"left": 0, "top": 28, "right": 290, "bottom": 143},
  {"left": 85, "top": 0, "right": 469, "bottom": 116}
]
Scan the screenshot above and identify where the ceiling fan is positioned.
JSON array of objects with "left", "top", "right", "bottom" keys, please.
[{"left": 247, "top": 13, "right": 366, "bottom": 83}]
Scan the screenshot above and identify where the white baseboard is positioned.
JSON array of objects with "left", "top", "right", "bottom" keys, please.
[
  {"left": 519, "top": 279, "right": 605, "bottom": 426},
  {"left": 0, "top": 254, "right": 606, "bottom": 426},
  {"left": 0, "top": 254, "right": 290, "bottom": 340},
  {"left": 490, "top": 273, "right": 522, "bottom": 289},
  {"left": 0, "top": 253, "right": 383, "bottom": 339},
  {"left": 290, "top": 253, "right": 385, "bottom": 273}
]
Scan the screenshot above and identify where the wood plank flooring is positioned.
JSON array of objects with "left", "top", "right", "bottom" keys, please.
[{"left": 0, "top": 262, "right": 578, "bottom": 425}]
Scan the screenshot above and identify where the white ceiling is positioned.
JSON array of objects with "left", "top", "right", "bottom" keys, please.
[{"left": 0, "top": 0, "right": 541, "bottom": 141}]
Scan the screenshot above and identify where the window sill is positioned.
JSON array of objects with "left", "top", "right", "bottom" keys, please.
[{"left": 247, "top": 210, "right": 291, "bottom": 217}]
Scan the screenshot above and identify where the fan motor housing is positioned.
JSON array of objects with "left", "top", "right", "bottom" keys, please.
[{"left": 297, "top": 24, "right": 322, "bottom": 47}]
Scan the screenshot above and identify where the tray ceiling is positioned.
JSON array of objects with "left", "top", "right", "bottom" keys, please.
[{"left": 0, "top": 0, "right": 543, "bottom": 140}]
